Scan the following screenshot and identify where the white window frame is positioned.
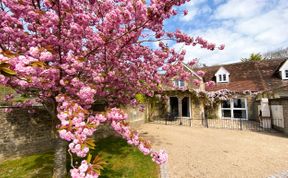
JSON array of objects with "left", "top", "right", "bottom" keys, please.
[
  {"left": 223, "top": 74, "right": 227, "bottom": 81},
  {"left": 279, "top": 60, "right": 288, "bottom": 80},
  {"left": 215, "top": 67, "right": 230, "bottom": 83},
  {"left": 221, "top": 98, "right": 248, "bottom": 120},
  {"left": 285, "top": 70, "right": 288, "bottom": 79},
  {"left": 218, "top": 74, "right": 228, "bottom": 82},
  {"left": 174, "top": 80, "right": 185, "bottom": 87}
]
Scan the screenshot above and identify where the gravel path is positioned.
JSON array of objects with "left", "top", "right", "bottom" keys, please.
[{"left": 139, "top": 124, "right": 288, "bottom": 178}]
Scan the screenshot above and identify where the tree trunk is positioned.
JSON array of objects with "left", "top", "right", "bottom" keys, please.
[
  {"left": 52, "top": 137, "right": 68, "bottom": 178},
  {"left": 44, "top": 100, "right": 68, "bottom": 178}
]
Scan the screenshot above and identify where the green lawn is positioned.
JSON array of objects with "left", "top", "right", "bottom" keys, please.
[{"left": 0, "top": 136, "right": 159, "bottom": 178}]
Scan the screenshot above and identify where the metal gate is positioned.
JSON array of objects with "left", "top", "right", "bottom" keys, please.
[{"left": 151, "top": 113, "right": 268, "bottom": 131}]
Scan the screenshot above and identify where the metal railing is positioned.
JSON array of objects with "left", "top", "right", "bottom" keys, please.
[{"left": 150, "top": 114, "right": 281, "bottom": 132}]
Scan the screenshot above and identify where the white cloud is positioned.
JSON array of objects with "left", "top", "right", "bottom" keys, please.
[
  {"left": 173, "top": 0, "right": 288, "bottom": 66},
  {"left": 214, "top": 0, "right": 272, "bottom": 19},
  {"left": 178, "top": 0, "right": 207, "bottom": 22}
]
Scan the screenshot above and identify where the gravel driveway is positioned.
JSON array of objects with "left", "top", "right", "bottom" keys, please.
[{"left": 138, "top": 124, "right": 288, "bottom": 178}]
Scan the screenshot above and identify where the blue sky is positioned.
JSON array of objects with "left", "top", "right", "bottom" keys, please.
[{"left": 163, "top": 0, "right": 288, "bottom": 66}]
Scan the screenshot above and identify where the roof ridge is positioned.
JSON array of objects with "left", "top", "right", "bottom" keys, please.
[{"left": 199, "top": 57, "right": 288, "bottom": 69}]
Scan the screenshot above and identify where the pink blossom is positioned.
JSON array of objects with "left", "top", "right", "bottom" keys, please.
[
  {"left": 183, "top": 10, "right": 188, "bottom": 16},
  {"left": 151, "top": 150, "right": 168, "bottom": 164},
  {"left": 107, "top": 108, "right": 128, "bottom": 121},
  {"left": 28, "top": 47, "right": 40, "bottom": 57},
  {"left": 193, "top": 79, "right": 201, "bottom": 86},
  {"left": 218, "top": 44, "right": 225, "bottom": 50},
  {"left": 205, "top": 81, "right": 215, "bottom": 88},
  {"left": 40, "top": 51, "right": 53, "bottom": 61},
  {"left": 138, "top": 143, "right": 151, "bottom": 155},
  {"left": 70, "top": 160, "right": 99, "bottom": 178},
  {"left": 196, "top": 70, "right": 205, "bottom": 77}
]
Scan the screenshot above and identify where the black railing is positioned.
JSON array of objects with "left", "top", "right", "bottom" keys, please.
[{"left": 150, "top": 116, "right": 281, "bottom": 132}]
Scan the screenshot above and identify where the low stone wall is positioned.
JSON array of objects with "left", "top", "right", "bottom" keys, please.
[
  {"left": 0, "top": 105, "right": 146, "bottom": 162},
  {"left": 0, "top": 107, "right": 55, "bottom": 161}
]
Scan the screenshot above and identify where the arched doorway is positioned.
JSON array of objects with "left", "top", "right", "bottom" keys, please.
[
  {"left": 169, "top": 97, "right": 179, "bottom": 117},
  {"left": 182, "top": 97, "right": 190, "bottom": 117}
]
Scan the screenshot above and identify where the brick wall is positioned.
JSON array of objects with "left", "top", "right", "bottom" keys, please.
[{"left": 0, "top": 107, "right": 55, "bottom": 161}]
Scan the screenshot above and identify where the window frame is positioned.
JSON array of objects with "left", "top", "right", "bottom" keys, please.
[
  {"left": 219, "top": 75, "right": 222, "bottom": 82},
  {"left": 217, "top": 74, "right": 229, "bottom": 83},
  {"left": 174, "top": 80, "right": 185, "bottom": 87},
  {"left": 285, "top": 70, "right": 288, "bottom": 79},
  {"left": 223, "top": 74, "right": 227, "bottom": 81},
  {"left": 221, "top": 98, "right": 248, "bottom": 120}
]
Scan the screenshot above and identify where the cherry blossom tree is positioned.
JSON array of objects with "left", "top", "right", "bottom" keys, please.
[{"left": 0, "top": 0, "right": 223, "bottom": 177}]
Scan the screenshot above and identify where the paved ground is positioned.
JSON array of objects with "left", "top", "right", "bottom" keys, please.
[{"left": 138, "top": 124, "right": 288, "bottom": 178}]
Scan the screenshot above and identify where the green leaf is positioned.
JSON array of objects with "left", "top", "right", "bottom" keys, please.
[
  {"left": 30, "top": 61, "right": 46, "bottom": 68},
  {"left": 85, "top": 138, "right": 96, "bottom": 150},
  {"left": 1, "top": 50, "right": 17, "bottom": 58},
  {"left": 0, "top": 63, "right": 11, "bottom": 68},
  {"left": 87, "top": 154, "right": 92, "bottom": 163},
  {"left": 92, "top": 155, "right": 106, "bottom": 175},
  {"left": 0, "top": 67, "right": 17, "bottom": 76}
]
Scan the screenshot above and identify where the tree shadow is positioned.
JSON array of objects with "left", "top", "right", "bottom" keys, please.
[
  {"left": 25, "top": 152, "right": 54, "bottom": 178},
  {"left": 251, "top": 129, "right": 288, "bottom": 139}
]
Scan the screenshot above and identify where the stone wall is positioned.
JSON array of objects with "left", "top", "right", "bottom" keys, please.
[
  {"left": 270, "top": 99, "right": 288, "bottom": 134},
  {"left": 122, "top": 104, "right": 147, "bottom": 126},
  {"left": 247, "top": 96, "right": 258, "bottom": 120},
  {"left": 0, "top": 107, "right": 55, "bottom": 161},
  {"left": 191, "top": 99, "right": 204, "bottom": 120},
  {"left": 0, "top": 105, "right": 147, "bottom": 162}
]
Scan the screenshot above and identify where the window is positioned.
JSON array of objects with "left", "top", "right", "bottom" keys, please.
[
  {"left": 223, "top": 74, "right": 227, "bottom": 81},
  {"left": 221, "top": 98, "right": 248, "bottom": 119},
  {"left": 285, "top": 70, "right": 288, "bottom": 78},
  {"left": 219, "top": 75, "right": 222, "bottom": 82},
  {"left": 174, "top": 80, "right": 185, "bottom": 87},
  {"left": 218, "top": 74, "right": 228, "bottom": 83},
  {"left": 215, "top": 67, "right": 230, "bottom": 83}
]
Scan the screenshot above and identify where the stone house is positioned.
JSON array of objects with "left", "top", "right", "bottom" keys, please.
[
  {"left": 152, "top": 63, "right": 206, "bottom": 121},
  {"left": 152, "top": 58, "right": 288, "bottom": 132},
  {"left": 202, "top": 58, "right": 288, "bottom": 121}
]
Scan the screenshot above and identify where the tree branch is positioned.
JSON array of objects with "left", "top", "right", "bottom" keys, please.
[{"left": 83, "top": 20, "right": 150, "bottom": 59}]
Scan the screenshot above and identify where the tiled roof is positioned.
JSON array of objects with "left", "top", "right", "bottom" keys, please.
[{"left": 201, "top": 58, "right": 288, "bottom": 92}]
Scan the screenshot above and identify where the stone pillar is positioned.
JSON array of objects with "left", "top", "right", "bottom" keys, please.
[
  {"left": 178, "top": 97, "right": 183, "bottom": 125},
  {"left": 260, "top": 98, "right": 271, "bottom": 129},
  {"left": 178, "top": 97, "right": 183, "bottom": 117}
]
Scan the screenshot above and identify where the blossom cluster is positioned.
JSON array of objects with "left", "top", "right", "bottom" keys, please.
[
  {"left": 108, "top": 110, "right": 168, "bottom": 162},
  {"left": 196, "top": 89, "right": 260, "bottom": 106},
  {"left": 56, "top": 94, "right": 168, "bottom": 177},
  {"left": 70, "top": 160, "right": 99, "bottom": 178},
  {"left": 56, "top": 95, "right": 108, "bottom": 158}
]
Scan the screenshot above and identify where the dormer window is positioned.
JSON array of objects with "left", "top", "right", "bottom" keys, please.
[
  {"left": 218, "top": 74, "right": 228, "bottom": 82},
  {"left": 279, "top": 59, "right": 288, "bottom": 80},
  {"left": 174, "top": 80, "right": 185, "bottom": 87},
  {"left": 223, "top": 74, "right": 227, "bottom": 81},
  {"left": 215, "top": 67, "right": 230, "bottom": 83}
]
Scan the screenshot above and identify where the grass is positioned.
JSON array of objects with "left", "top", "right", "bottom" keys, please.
[{"left": 0, "top": 136, "right": 159, "bottom": 178}]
